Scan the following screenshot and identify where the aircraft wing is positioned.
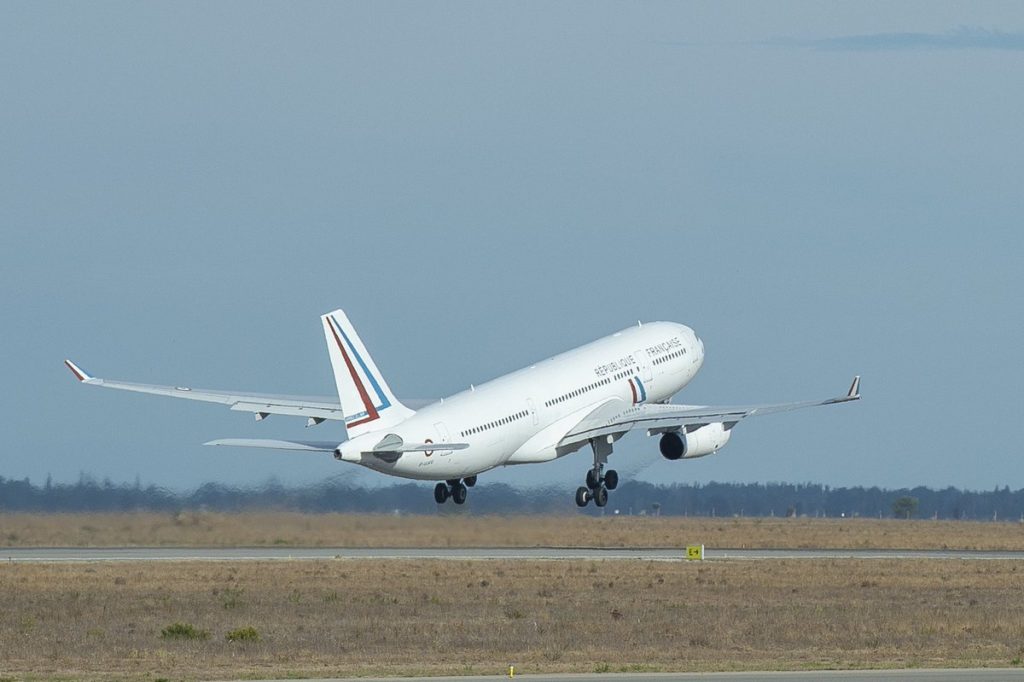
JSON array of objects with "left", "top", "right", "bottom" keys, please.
[
  {"left": 65, "top": 359, "right": 344, "bottom": 423},
  {"left": 559, "top": 376, "right": 860, "bottom": 447}
]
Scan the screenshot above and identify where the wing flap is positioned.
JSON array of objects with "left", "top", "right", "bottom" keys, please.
[{"left": 230, "top": 402, "right": 342, "bottom": 420}]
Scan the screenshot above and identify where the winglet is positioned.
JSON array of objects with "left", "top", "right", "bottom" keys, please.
[
  {"left": 847, "top": 375, "right": 861, "bottom": 399},
  {"left": 64, "top": 359, "right": 93, "bottom": 382}
]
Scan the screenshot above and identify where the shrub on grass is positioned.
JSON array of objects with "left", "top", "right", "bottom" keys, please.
[
  {"left": 226, "top": 626, "right": 260, "bottom": 642},
  {"left": 219, "top": 586, "right": 244, "bottom": 609},
  {"left": 160, "top": 622, "right": 209, "bottom": 640}
]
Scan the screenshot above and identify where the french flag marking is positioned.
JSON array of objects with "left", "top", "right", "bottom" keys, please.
[{"left": 629, "top": 376, "right": 647, "bottom": 404}]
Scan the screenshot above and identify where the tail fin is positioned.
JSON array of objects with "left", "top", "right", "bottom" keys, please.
[{"left": 321, "top": 309, "right": 415, "bottom": 438}]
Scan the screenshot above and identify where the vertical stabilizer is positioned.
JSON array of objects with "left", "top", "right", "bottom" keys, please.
[{"left": 321, "top": 309, "right": 414, "bottom": 437}]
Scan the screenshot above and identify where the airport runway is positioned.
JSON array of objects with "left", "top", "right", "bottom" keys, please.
[
  {"left": 4, "top": 546, "right": 1024, "bottom": 562},
  {"left": 238, "top": 670, "right": 1024, "bottom": 681}
]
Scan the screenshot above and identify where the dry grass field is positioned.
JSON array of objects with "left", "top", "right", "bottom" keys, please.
[
  {"left": 2, "top": 558, "right": 1023, "bottom": 681},
  {"left": 2, "top": 512, "right": 1024, "bottom": 550}
]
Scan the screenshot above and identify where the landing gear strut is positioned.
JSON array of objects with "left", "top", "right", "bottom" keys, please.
[
  {"left": 575, "top": 438, "right": 619, "bottom": 508},
  {"left": 435, "top": 478, "right": 473, "bottom": 505}
]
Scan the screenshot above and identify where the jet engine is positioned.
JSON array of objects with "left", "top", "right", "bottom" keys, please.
[{"left": 659, "top": 423, "right": 732, "bottom": 460}]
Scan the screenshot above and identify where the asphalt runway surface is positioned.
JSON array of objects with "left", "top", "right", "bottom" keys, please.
[
  {"left": 235, "top": 671, "right": 1024, "bottom": 681},
  {"left": 4, "top": 547, "right": 1024, "bottom": 562}
]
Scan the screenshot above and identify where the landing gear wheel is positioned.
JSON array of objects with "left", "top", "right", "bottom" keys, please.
[
  {"left": 575, "top": 486, "right": 591, "bottom": 507},
  {"left": 434, "top": 482, "right": 450, "bottom": 504},
  {"left": 585, "top": 468, "right": 602, "bottom": 489},
  {"left": 451, "top": 482, "right": 468, "bottom": 505},
  {"left": 593, "top": 486, "right": 609, "bottom": 508},
  {"left": 464, "top": 475, "right": 477, "bottom": 488},
  {"left": 604, "top": 469, "right": 619, "bottom": 491}
]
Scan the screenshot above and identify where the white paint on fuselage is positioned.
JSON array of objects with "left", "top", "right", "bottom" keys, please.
[{"left": 337, "top": 322, "right": 704, "bottom": 481}]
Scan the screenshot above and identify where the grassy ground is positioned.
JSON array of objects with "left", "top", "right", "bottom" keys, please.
[
  {"left": 2, "top": 512, "right": 1024, "bottom": 550},
  {"left": 2, "top": 558, "right": 1023, "bottom": 681}
]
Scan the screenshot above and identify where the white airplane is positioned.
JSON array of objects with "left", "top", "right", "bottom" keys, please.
[{"left": 65, "top": 309, "right": 859, "bottom": 507}]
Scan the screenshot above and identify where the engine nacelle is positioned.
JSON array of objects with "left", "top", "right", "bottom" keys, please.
[{"left": 659, "top": 423, "right": 732, "bottom": 460}]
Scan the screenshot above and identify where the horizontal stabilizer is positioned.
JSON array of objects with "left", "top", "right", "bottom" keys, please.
[
  {"left": 369, "top": 433, "right": 469, "bottom": 454},
  {"left": 205, "top": 439, "right": 339, "bottom": 452},
  {"left": 392, "top": 442, "right": 470, "bottom": 452}
]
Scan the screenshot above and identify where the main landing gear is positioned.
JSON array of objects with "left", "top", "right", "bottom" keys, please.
[
  {"left": 575, "top": 438, "right": 619, "bottom": 508},
  {"left": 575, "top": 466, "right": 618, "bottom": 508},
  {"left": 434, "top": 475, "right": 477, "bottom": 505}
]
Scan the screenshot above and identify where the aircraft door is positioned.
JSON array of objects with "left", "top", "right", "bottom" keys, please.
[
  {"left": 633, "top": 348, "right": 655, "bottom": 399},
  {"left": 527, "top": 398, "right": 538, "bottom": 426},
  {"left": 634, "top": 349, "right": 654, "bottom": 383},
  {"left": 433, "top": 421, "right": 453, "bottom": 456}
]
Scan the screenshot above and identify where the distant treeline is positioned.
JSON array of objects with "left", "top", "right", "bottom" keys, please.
[{"left": 1, "top": 475, "right": 1022, "bottom": 520}]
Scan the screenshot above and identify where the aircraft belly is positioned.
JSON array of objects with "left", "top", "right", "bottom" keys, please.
[{"left": 360, "top": 445, "right": 505, "bottom": 481}]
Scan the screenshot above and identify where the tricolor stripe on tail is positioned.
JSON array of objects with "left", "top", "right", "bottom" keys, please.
[{"left": 321, "top": 309, "right": 414, "bottom": 437}]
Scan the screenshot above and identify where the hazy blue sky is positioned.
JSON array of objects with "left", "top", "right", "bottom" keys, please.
[{"left": 2, "top": 2, "right": 1022, "bottom": 493}]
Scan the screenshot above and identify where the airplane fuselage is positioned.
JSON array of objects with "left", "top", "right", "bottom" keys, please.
[
  {"left": 67, "top": 307, "right": 858, "bottom": 507},
  {"left": 335, "top": 322, "right": 704, "bottom": 480}
]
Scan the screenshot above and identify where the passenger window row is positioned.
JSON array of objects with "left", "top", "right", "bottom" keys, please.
[
  {"left": 544, "top": 377, "right": 612, "bottom": 408},
  {"left": 653, "top": 347, "right": 687, "bottom": 365},
  {"left": 461, "top": 410, "right": 529, "bottom": 437}
]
